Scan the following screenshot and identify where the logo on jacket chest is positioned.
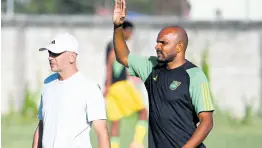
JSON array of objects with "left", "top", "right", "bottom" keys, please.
[{"left": 169, "top": 80, "right": 181, "bottom": 90}]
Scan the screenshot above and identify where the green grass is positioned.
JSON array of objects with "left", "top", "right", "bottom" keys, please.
[
  {"left": 2, "top": 112, "right": 262, "bottom": 148},
  {"left": 204, "top": 111, "right": 262, "bottom": 148}
]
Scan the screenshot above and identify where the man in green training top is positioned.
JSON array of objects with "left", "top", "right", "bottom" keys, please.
[{"left": 111, "top": 0, "right": 214, "bottom": 148}]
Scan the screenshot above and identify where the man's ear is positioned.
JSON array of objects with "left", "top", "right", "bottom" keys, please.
[
  {"left": 175, "top": 42, "right": 184, "bottom": 53},
  {"left": 69, "top": 53, "right": 77, "bottom": 64}
]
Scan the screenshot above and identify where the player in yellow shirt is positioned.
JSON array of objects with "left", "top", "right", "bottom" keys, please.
[{"left": 103, "top": 21, "right": 148, "bottom": 148}]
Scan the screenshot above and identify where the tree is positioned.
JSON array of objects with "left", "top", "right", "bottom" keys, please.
[{"left": 11, "top": 0, "right": 97, "bottom": 14}]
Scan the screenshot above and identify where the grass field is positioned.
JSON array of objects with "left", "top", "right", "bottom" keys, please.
[{"left": 2, "top": 111, "right": 262, "bottom": 148}]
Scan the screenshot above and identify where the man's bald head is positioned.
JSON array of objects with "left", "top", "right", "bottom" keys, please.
[
  {"left": 159, "top": 26, "right": 188, "bottom": 51},
  {"left": 155, "top": 26, "right": 188, "bottom": 63}
]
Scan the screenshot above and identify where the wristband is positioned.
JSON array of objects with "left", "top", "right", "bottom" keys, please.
[{"left": 114, "top": 23, "right": 123, "bottom": 29}]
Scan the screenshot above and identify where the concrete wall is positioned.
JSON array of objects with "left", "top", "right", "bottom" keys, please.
[{"left": 2, "top": 15, "right": 262, "bottom": 118}]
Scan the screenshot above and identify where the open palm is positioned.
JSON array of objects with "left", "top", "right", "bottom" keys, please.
[{"left": 113, "top": 0, "right": 126, "bottom": 25}]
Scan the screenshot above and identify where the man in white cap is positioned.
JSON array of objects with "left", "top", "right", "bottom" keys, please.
[{"left": 32, "top": 32, "right": 110, "bottom": 148}]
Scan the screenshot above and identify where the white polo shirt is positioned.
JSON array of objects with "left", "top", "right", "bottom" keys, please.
[{"left": 38, "top": 71, "right": 107, "bottom": 148}]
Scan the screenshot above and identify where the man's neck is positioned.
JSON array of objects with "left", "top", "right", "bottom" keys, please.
[
  {"left": 166, "top": 57, "right": 186, "bottom": 70},
  {"left": 58, "top": 67, "right": 78, "bottom": 81}
]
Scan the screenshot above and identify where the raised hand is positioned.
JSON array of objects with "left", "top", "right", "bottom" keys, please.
[{"left": 112, "top": 0, "right": 126, "bottom": 26}]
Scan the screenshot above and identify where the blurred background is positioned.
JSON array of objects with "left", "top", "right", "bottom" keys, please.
[{"left": 1, "top": 0, "right": 262, "bottom": 148}]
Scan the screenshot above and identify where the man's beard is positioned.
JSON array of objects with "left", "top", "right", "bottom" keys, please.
[
  {"left": 157, "top": 59, "right": 169, "bottom": 64},
  {"left": 157, "top": 55, "right": 176, "bottom": 63},
  {"left": 156, "top": 49, "right": 176, "bottom": 65}
]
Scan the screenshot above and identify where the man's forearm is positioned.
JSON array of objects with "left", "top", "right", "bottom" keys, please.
[
  {"left": 183, "top": 121, "right": 213, "bottom": 148},
  {"left": 32, "top": 121, "right": 43, "bottom": 148},
  {"left": 32, "top": 128, "right": 39, "bottom": 148},
  {"left": 113, "top": 25, "right": 130, "bottom": 67},
  {"left": 32, "top": 127, "right": 42, "bottom": 148},
  {"left": 97, "top": 132, "right": 111, "bottom": 148}
]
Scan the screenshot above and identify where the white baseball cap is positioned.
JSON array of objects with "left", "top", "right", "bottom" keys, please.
[{"left": 39, "top": 32, "right": 80, "bottom": 54}]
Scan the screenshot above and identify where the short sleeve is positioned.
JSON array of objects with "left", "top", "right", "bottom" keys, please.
[
  {"left": 37, "top": 95, "right": 43, "bottom": 120},
  {"left": 128, "top": 53, "right": 158, "bottom": 82},
  {"left": 86, "top": 84, "right": 107, "bottom": 122},
  {"left": 186, "top": 67, "right": 215, "bottom": 114}
]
